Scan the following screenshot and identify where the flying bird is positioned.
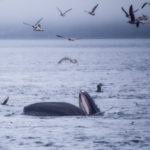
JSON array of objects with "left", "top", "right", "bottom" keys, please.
[
  {"left": 122, "top": 5, "right": 147, "bottom": 28},
  {"left": 136, "top": 14, "right": 148, "bottom": 21},
  {"left": 134, "top": 14, "right": 148, "bottom": 26},
  {"left": 57, "top": 7, "right": 72, "bottom": 17},
  {"left": 85, "top": 4, "right": 99, "bottom": 16},
  {"left": 128, "top": 5, "right": 140, "bottom": 27},
  {"left": 129, "top": 5, "right": 148, "bottom": 27},
  {"left": 121, "top": 6, "right": 139, "bottom": 18},
  {"left": 23, "top": 18, "right": 44, "bottom": 31},
  {"left": 141, "top": 2, "right": 150, "bottom": 9},
  {"left": 56, "top": 35, "right": 76, "bottom": 41}
]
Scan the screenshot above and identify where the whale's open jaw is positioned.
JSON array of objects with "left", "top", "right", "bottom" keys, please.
[{"left": 79, "top": 91, "right": 100, "bottom": 115}]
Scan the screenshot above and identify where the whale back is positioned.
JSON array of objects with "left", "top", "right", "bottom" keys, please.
[
  {"left": 79, "top": 91, "right": 100, "bottom": 115},
  {"left": 24, "top": 102, "right": 85, "bottom": 116}
]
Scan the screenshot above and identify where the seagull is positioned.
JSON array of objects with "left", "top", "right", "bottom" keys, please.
[
  {"left": 129, "top": 5, "right": 148, "bottom": 27},
  {"left": 23, "top": 18, "right": 44, "bottom": 31},
  {"left": 134, "top": 14, "right": 148, "bottom": 26},
  {"left": 121, "top": 6, "right": 139, "bottom": 18},
  {"left": 57, "top": 7, "right": 72, "bottom": 17},
  {"left": 56, "top": 35, "right": 76, "bottom": 41},
  {"left": 85, "top": 4, "right": 99, "bottom": 16},
  {"left": 136, "top": 14, "right": 148, "bottom": 21},
  {"left": 57, "top": 57, "right": 78, "bottom": 64},
  {"left": 128, "top": 5, "right": 141, "bottom": 27},
  {"left": 122, "top": 5, "right": 147, "bottom": 28},
  {"left": 141, "top": 2, "right": 150, "bottom": 9}
]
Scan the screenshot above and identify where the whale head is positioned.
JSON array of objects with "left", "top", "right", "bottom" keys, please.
[{"left": 79, "top": 91, "right": 100, "bottom": 115}]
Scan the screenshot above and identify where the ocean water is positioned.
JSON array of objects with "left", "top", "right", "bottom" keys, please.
[{"left": 0, "top": 39, "right": 150, "bottom": 150}]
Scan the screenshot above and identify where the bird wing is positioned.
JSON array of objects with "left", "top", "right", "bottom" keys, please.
[
  {"left": 57, "top": 7, "right": 63, "bottom": 14},
  {"left": 35, "top": 17, "right": 43, "bottom": 26},
  {"left": 133, "top": 9, "right": 139, "bottom": 13},
  {"left": 58, "top": 57, "right": 69, "bottom": 64},
  {"left": 63, "top": 8, "right": 72, "bottom": 15},
  {"left": 23, "top": 22, "right": 33, "bottom": 27},
  {"left": 56, "top": 35, "right": 66, "bottom": 39},
  {"left": 141, "top": 2, "right": 148, "bottom": 9},
  {"left": 129, "top": 5, "right": 135, "bottom": 22},
  {"left": 91, "top": 4, "right": 98, "bottom": 13},
  {"left": 137, "top": 15, "right": 148, "bottom": 21},
  {"left": 58, "top": 57, "right": 75, "bottom": 64},
  {"left": 121, "top": 7, "right": 129, "bottom": 17}
]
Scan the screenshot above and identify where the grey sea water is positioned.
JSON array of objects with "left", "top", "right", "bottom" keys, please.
[{"left": 0, "top": 39, "right": 150, "bottom": 150}]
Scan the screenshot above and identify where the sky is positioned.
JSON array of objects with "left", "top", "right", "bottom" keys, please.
[{"left": 0, "top": 0, "right": 150, "bottom": 39}]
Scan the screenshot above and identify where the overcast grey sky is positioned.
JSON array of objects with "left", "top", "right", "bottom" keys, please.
[{"left": 0, "top": 0, "right": 150, "bottom": 38}]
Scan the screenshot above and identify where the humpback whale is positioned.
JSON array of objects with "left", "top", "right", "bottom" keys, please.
[{"left": 23, "top": 91, "right": 101, "bottom": 116}]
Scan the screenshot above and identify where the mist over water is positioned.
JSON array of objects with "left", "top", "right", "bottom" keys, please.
[{"left": 0, "top": 39, "right": 150, "bottom": 150}]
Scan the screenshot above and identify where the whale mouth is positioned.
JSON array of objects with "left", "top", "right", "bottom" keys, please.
[{"left": 79, "top": 91, "right": 100, "bottom": 115}]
